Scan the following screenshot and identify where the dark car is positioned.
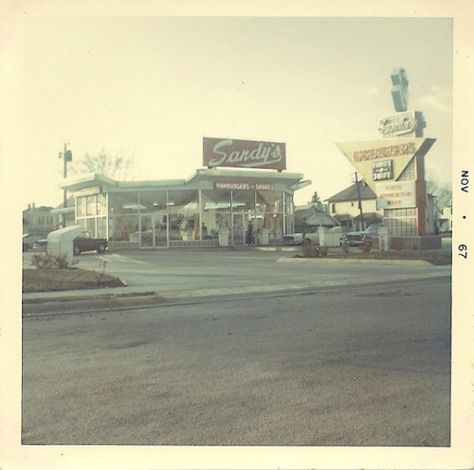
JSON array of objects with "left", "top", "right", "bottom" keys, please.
[
  {"left": 340, "top": 224, "right": 383, "bottom": 247},
  {"left": 73, "top": 231, "right": 108, "bottom": 255},
  {"left": 23, "top": 233, "right": 45, "bottom": 251}
]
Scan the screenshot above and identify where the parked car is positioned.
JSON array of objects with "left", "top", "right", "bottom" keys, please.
[
  {"left": 32, "top": 238, "right": 48, "bottom": 250},
  {"left": 73, "top": 231, "right": 108, "bottom": 255},
  {"left": 283, "top": 227, "right": 320, "bottom": 246},
  {"left": 22, "top": 233, "right": 43, "bottom": 251},
  {"left": 339, "top": 224, "right": 384, "bottom": 247}
]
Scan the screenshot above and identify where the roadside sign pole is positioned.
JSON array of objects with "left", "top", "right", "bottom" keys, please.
[{"left": 354, "top": 171, "right": 365, "bottom": 231}]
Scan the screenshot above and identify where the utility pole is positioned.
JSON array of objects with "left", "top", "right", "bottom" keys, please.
[
  {"left": 354, "top": 171, "right": 365, "bottom": 231},
  {"left": 59, "top": 143, "right": 72, "bottom": 227}
]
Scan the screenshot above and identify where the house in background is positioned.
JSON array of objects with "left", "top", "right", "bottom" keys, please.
[
  {"left": 325, "top": 180, "right": 441, "bottom": 235},
  {"left": 325, "top": 181, "right": 383, "bottom": 232},
  {"left": 23, "top": 196, "right": 76, "bottom": 236},
  {"left": 22, "top": 203, "right": 56, "bottom": 236},
  {"left": 437, "top": 205, "right": 452, "bottom": 234},
  {"left": 294, "top": 204, "right": 339, "bottom": 233}
]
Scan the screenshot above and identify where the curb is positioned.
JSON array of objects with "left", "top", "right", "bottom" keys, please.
[
  {"left": 276, "top": 257, "right": 433, "bottom": 266},
  {"left": 22, "top": 271, "right": 450, "bottom": 305}
]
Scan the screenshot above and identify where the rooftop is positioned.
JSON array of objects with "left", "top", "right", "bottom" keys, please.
[
  {"left": 326, "top": 181, "right": 376, "bottom": 203},
  {"left": 61, "top": 168, "right": 309, "bottom": 192}
]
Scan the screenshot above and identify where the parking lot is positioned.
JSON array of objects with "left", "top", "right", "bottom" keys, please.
[{"left": 23, "top": 248, "right": 451, "bottom": 295}]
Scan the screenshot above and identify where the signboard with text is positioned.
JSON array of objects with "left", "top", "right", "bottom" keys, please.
[
  {"left": 372, "top": 160, "right": 393, "bottom": 181},
  {"left": 214, "top": 182, "right": 275, "bottom": 191},
  {"left": 376, "top": 180, "right": 416, "bottom": 209},
  {"left": 336, "top": 138, "right": 435, "bottom": 192},
  {"left": 203, "top": 137, "right": 286, "bottom": 170},
  {"left": 378, "top": 110, "right": 425, "bottom": 138}
]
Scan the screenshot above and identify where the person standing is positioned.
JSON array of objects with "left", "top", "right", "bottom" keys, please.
[{"left": 246, "top": 221, "right": 254, "bottom": 246}]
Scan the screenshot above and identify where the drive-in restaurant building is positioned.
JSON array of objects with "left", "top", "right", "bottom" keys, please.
[{"left": 61, "top": 138, "right": 310, "bottom": 249}]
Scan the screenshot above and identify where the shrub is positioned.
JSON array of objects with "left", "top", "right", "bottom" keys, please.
[{"left": 31, "top": 253, "right": 78, "bottom": 269}]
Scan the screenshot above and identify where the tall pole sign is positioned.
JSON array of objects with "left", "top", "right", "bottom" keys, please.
[{"left": 336, "top": 68, "right": 436, "bottom": 237}]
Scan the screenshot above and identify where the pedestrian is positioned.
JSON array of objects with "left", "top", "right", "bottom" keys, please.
[{"left": 245, "top": 221, "right": 254, "bottom": 246}]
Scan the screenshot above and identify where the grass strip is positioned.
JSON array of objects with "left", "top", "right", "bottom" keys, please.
[{"left": 23, "top": 268, "right": 126, "bottom": 293}]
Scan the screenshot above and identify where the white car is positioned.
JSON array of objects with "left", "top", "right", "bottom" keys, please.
[{"left": 282, "top": 229, "right": 320, "bottom": 246}]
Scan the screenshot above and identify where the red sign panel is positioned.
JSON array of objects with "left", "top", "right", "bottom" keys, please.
[{"left": 203, "top": 137, "right": 286, "bottom": 170}]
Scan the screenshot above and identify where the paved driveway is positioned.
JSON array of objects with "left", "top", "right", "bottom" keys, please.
[{"left": 64, "top": 249, "right": 450, "bottom": 291}]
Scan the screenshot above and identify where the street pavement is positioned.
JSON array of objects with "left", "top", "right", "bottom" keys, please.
[{"left": 22, "top": 277, "right": 451, "bottom": 446}]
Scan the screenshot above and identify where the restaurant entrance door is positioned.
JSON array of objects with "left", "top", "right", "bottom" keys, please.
[
  {"left": 139, "top": 214, "right": 167, "bottom": 248},
  {"left": 231, "top": 211, "right": 249, "bottom": 246}
]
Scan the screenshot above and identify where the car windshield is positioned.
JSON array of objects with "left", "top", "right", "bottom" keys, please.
[{"left": 365, "top": 225, "right": 380, "bottom": 233}]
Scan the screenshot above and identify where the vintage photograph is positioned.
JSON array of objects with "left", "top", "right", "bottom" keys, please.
[{"left": 3, "top": 4, "right": 471, "bottom": 469}]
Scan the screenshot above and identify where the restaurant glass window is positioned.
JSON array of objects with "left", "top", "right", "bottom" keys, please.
[
  {"left": 256, "top": 190, "right": 284, "bottom": 244},
  {"left": 284, "top": 192, "right": 294, "bottom": 235},
  {"left": 86, "top": 218, "right": 96, "bottom": 235},
  {"left": 76, "top": 193, "right": 106, "bottom": 238},
  {"left": 97, "top": 193, "right": 107, "bottom": 215},
  {"left": 77, "top": 196, "right": 87, "bottom": 217},
  {"left": 384, "top": 208, "right": 417, "bottom": 236},
  {"left": 231, "top": 189, "right": 255, "bottom": 245},
  {"left": 97, "top": 217, "right": 107, "bottom": 238},
  {"left": 108, "top": 192, "right": 140, "bottom": 242},
  {"left": 138, "top": 190, "right": 168, "bottom": 246},
  {"left": 86, "top": 195, "right": 97, "bottom": 216},
  {"left": 167, "top": 190, "right": 199, "bottom": 241},
  {"left": 201, "top": 190, "right": 231, "bottom": 241}
]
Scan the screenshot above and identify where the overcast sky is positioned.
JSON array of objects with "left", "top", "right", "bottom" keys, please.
[{"left": 22, "top": 16, "right": 452, "bottom": 208}]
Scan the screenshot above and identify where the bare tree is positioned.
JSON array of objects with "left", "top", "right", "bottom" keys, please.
[
  {"left": 70, "top": 150, "right": 135, "bottom": 180},
  {"left": 309, "top": 191, "right": 325, "bottom": 212},
  {"left": 427, "top": 180, "right": 452, "bottom": 210}
]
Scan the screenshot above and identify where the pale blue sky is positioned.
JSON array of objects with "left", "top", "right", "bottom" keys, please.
[{"left": 22, "top": 16, "right": 453, "bottom": 208}]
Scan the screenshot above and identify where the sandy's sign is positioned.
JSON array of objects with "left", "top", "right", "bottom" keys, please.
[
  {"left": 378, "top": 110, "right": 425, "bottom": 138},
  {"left": 203, "top": 137, "right": 286, "bottom": 170},
  {"left": 336, "top": 137, "right": 435, "bottom": 192}
]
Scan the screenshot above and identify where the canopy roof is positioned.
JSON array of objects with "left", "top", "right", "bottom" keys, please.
[{"left": 61, "top": 168, "right": 308, "bottom": 193}]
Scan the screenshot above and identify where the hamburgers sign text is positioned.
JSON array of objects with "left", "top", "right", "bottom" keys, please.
[{"left": 203, "top": 137, "right": 286, "bottom": 171}]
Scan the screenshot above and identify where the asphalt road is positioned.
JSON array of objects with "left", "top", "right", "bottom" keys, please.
[{"left": 22, "top": 278, "right": 451, "bottom": 446}]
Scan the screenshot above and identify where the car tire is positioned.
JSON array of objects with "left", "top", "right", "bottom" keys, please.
[{"left": 97, "top": 243, "right": 106, "bottom": 253}]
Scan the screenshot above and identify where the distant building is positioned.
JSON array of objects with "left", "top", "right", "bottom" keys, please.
[
  {"left": 437, "top": 205, "right": 453, "bottom": 233},
  {"left": 325, "top": 181, "right": 383, "bottom": 231},
  {"left": 22, "top": 203, "right": 56, "bottom": 236},
  {"left": 325, "top": 181, "right": 439, "bottom": 235},
  {"left": 294, "top": 205, "right": 339, "bottom": 232},
  {"left": 23, "top": 196, "right": 76, "bottom": 236}
]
